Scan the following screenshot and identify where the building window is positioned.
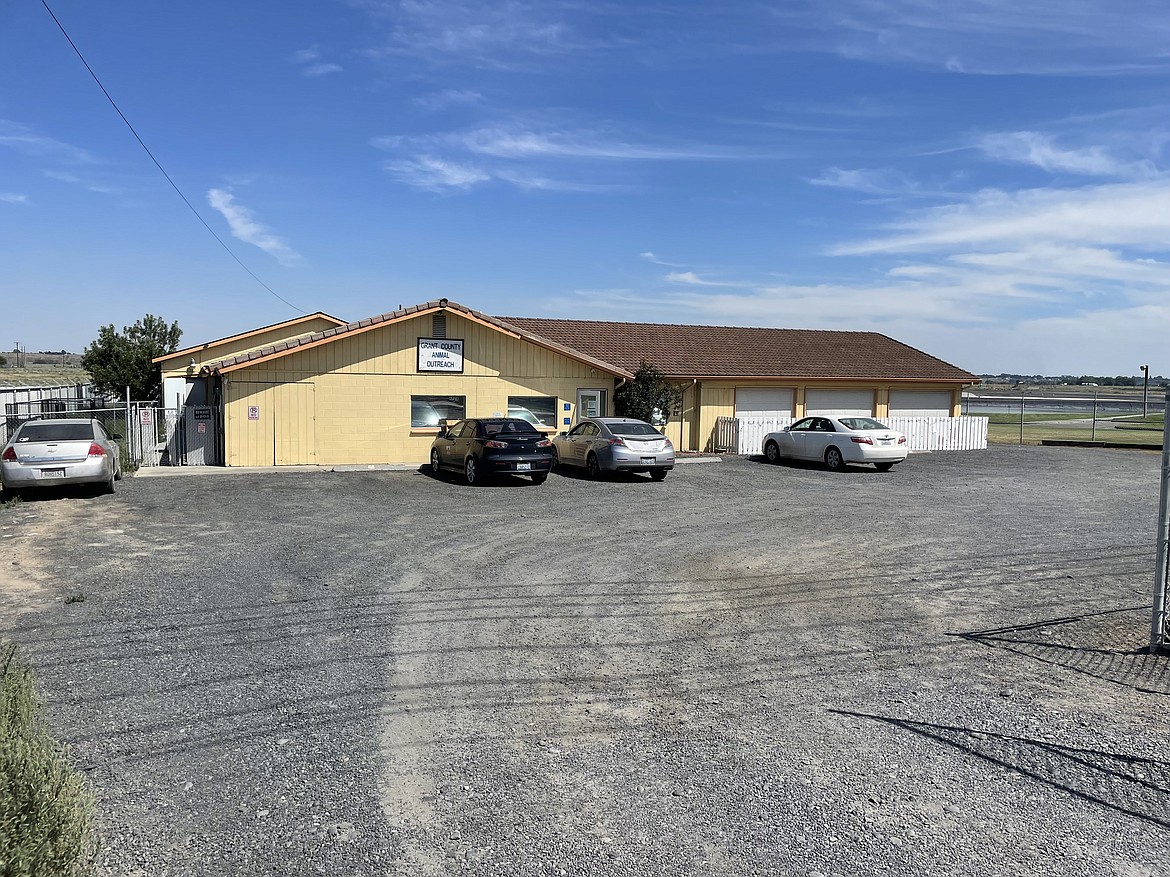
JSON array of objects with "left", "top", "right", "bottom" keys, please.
[
  {"left": 507, "top": 396, "right": 557, "bottom": 429},
  {"left": 412, "top": 395, "right": 465, "bottom": 429}
]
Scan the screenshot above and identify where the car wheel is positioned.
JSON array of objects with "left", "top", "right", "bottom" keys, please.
[
  {"left": 824, "top": 446, "right": 846, "bottom": 472},
  {"left": 103, "top": 471, "right": 116, "bottom": 495},
  {"left": 650, "top": 469, "right": 667, "bottom": 481},
  {"left": 465, "top": 456, "right": 480, "bottom": 485},
  {"left": 114, "top": 461, "right": 122, "bottom": 481},
  {"left": 551, "top": 447, "right": 560, "bottom": 468},
  {"left": 874, "top": 462, "right": 895, "bottom": 472},
  {"left": 430, "top": 449, "right": 443, "bottom": 476},
  {"left": 764, "top": 440, "right": 780, "bottom": 464},
  {"left": 586, "top": 453, "right": 601, "bottom": 480},
  {"left": 530, "top": 474, "right": 548, "bottom": 485}
]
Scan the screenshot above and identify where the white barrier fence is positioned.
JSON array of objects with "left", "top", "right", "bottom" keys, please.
[{"left": 734, "top": 416, "right": 988, "bottom": 455}]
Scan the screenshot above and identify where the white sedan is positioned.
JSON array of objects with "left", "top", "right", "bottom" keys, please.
[{"left": 763, "top": 416, "right": 907, "bottom": 472}]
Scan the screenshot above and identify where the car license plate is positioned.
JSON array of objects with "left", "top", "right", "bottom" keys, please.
[
  {"left": 516, "top": 462, "right": 531, "bottom": 471},
  {"left": 879, "top": 438, "right": 892, "bottom": 445},
  {"left": 40, "top": 468, "right": 66, "bottom": 478},
  {"left": 641, "top": 456, "right": 655, "bottom": 464}
]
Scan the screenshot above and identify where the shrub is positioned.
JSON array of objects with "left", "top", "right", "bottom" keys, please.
[{"left": 0, "top": 643, "right": 97, "bottom": 876}]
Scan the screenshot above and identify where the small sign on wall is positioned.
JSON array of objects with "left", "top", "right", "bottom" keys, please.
[
  {"left": 417, "top": 338, "right": 465, "bottom": 373},
  {"left": 248, "top": 406, "right": 260, "bottom": 421}
]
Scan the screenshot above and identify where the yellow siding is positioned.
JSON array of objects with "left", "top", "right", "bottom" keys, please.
[
  {"left": 159, "top": 316, "right": 341, "bottom": 379},
  {"left": 698, "top": 384, "right": 736, "bottom": 452},
  {"left": 223, "top": 312, "right": 615, "bottom": 465}
]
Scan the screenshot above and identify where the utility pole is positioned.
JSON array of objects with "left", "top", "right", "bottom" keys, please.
[{"left": 1141, "top": 364, "right": 1150, "bottom": 418}]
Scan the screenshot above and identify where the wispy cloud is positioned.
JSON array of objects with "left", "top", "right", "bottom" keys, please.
[
  {"left": 771, "top": 0, "right": 1170, "bottom": 75},
  {"left": 833, "top": 180, "right": 1170, "bottom": 255},
  {"left": 206, "top": 188, "right": 301, "bottom": 265},
  {"left": 0, "top": 193, "right": 28, "bottom": 204},
  {"left": 977, "top": 131, "right": 1157, "bottom": 178},
  {"left": 373, "top": 122, "right": 756, "bottom": 192},
  {"left": 639, "top": 252, "right": 686, "bottom": 268},
  {"left": 665, "top": 271, "right": 750, "bottom": 288},
  {"left": 357, "top": 0, "right": 597, "bottom": 67},
  {"left": 0, "top": 121, "right": 93, "bottom": 163},
  {"left": 383, "top": 156, "right": 490, "bottom": 191},
  {"left": 809, "top": 167, "right": 924, "bottom": 196},
  {"left": 292, "top": 45, "right": 343, "bottom": 76},
  {"left": 413, "top": 89, "right": 483, "bottom": 110}
]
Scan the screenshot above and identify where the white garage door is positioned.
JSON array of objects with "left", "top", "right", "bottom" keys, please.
[
  {"left": 888, "top": 390, "right": 952, "bottom": 417},
  {"left": 735, "top": 387, "right": 794, "bottom": 418},
  {"left": 805, "top": 389, "right": 874, "bottom": 416}
]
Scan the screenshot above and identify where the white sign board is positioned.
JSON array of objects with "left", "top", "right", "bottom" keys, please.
[{"left": 417, "top": 338, "right": 464, "bottom": 373}]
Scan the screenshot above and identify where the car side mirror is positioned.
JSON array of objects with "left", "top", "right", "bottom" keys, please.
[{"left": 783, "top": 426, "right": 791, "bottom": 432}]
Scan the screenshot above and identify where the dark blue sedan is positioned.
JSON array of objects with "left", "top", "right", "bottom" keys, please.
[{"left": 429, "top": 418, "right": 555, "bottom": 485}]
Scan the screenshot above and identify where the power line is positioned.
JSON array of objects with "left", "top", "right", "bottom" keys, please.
[{"left": 39, "top": 0, "right": 306, "bottom": 314}]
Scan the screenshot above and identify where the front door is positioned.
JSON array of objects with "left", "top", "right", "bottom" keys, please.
[{"left": 577, "top": 389, "right": 605, "bottom": 421}]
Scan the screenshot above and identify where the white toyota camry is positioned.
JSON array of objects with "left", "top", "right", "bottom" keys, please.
[{"left": 762, "top": 416, "right": 908, "bottom": 472}]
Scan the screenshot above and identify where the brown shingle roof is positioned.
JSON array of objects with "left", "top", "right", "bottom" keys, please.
[
  {"left": 153, "top": 312, "right": 347, "bottom": 364},
  {"left": 498, "top": 317, "right": 977, "bottom": 382},
  {"left": 200, "top": 301, "right": 634, "bottom": 379}
]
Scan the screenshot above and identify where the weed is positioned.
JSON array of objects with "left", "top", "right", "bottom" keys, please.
[
  {"left": 63, "top": 593, "right": 86, "bottom": 605},
  {"left": 0, "top": 643, "right": 98, "bottom": 876}
]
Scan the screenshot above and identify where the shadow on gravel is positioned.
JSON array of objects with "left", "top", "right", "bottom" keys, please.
[
  {"left": 745, "top": 454, "right": 893, "bottom": 473},
  {"left": 833, "top": 709, "right": 1170, "bottom": 829},
  {"left": 951, "top": 606, "right": 1169, "bottom": 696}
]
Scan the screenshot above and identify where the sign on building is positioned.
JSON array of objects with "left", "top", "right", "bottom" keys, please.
[{"left": 417, "top": 338, "right": 464, "bottom": 373}]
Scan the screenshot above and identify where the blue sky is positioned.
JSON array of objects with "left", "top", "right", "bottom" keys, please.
[{"left": 3, "top": 1, "right": 1169, "bottom": 375}]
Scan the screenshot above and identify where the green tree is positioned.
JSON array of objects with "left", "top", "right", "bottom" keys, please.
[
  {"left": 614, "top": 360, "right": 682, "bottom": 426},
  {"left": 0, "top": 354, "right": 7, "bottom": 367},
  {"left": 81, "top": 315, "right": 182, "bottom": 401}
]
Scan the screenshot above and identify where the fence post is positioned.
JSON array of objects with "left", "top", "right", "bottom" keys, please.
[{"left": 1152, "top": 391, "right": 1170, "bottom": 654}]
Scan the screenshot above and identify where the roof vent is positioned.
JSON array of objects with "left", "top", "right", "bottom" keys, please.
[{"left": 432, "top": 313, "right": 446, "bottom": 338}]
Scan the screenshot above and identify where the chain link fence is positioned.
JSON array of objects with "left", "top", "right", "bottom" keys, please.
[
  {"left": 964, "top": 391, "right": 1166, "bottom": 447},
  {"left": 2, "top": 401, "right": 183, "bottom": 469}
]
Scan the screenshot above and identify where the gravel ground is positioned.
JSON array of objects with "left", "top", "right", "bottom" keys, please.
[{"left": 1, "top": 446, "right": 1168, "bottom": 877}]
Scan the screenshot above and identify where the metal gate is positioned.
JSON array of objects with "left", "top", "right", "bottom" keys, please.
[{"left": 183, "top": 406, "right": 220, "bottom": 466}]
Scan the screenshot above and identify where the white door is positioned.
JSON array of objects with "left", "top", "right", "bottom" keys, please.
[
  {"left": 577, "top": 389, "right": 605, "bottom": 421},
  {"left": 805, "top": 389, "right": 874, "bottom": 416},
  {"left": 888, "top": 390, "right": 952, "bottom": 417},
  {"left": 735, "top": 387, "right": 794, "bottom": 418}
]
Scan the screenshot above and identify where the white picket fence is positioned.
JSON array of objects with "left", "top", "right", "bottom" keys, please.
[{"left": 733, "top": 416, "right": 988, "bottom": 455}]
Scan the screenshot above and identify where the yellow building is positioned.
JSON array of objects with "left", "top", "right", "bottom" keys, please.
[{"left": 158, "top": 299, "right": 978, "bottom": 466}]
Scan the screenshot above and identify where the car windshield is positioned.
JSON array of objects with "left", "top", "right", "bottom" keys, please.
[
  {"left": 609, "top": 422, "right": 661, "bottom": 437},
  {"left": 482, "top": 419, "right": 540, "bottom": 436},
  {"left": 16, "top": 423, "right": 94, "bottom": 442},
  {"left": 839, "top": 417, "right": 888, "bottom": 431}
]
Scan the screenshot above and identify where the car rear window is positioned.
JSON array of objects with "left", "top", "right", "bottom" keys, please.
[
  {"left": 17, "top": 423, "right": 95, "bottom": 442},
  {"left": 482, "top": 419, "right": 540, "bottom": 436},
  {"left": 839, "top": 417, "right": 888, "bottom": 431},
  {"left": 609, "top": 422, "right": 661, "bottom": 437}
]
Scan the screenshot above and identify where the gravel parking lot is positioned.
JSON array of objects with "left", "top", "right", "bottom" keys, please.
[{"left": 2, "top": 446, "right": 1168, "bottom": 877}]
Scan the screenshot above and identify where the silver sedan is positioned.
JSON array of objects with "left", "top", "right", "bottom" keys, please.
[
  {"left": 1, "top": 418, "right": 122, "bottom": 495},
  {"left": 552, "top": 417, "right": 675, "bottom": 480}
]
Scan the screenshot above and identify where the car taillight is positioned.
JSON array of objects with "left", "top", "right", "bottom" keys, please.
[
  {"left": 484, "top": 440, "right": 508, "bottom": 449},
  {"left": 851, "top": 436, "right": 873, "bottom": 445},
  {"left": 536, "top": 438, "right": 552, "bottom": 448},
  {"left": 87, "top": 443, "right": 106, "bottom": 457},
  {"left": 607, "top": 437, "right": 627, "bottom": 447},
  {"left": 1, "top": 447, "right": 15, "bottom": 462},
  {"left": 664, "top": 438, "right": 673, "bottom": 447},
  {"left": 898, "top": 436, "right": 907, "bottom": 444}
]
